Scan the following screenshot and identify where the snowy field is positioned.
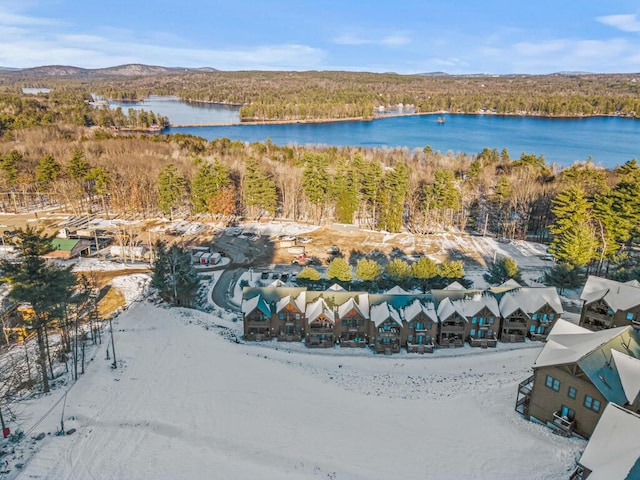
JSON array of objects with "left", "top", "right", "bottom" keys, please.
[{"left": 7, "top": 302, "right": 585, "bottom": 480}]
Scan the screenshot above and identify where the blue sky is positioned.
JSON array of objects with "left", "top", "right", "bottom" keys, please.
[{"left": 1, "top": 0, "right": 640, "bottom": 74}]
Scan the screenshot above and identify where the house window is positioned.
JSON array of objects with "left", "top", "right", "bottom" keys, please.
[
  {"left": 471, "top": 317, "right": 477, "bottom": 324},
  {"left": 295, "top": 314, "right": 301, "bottom": 320},
  {"left": 627, "top": 312, "right": 635, "bottom": 321},
  {"left": 532, "top": 313, "right": 538, "bottom": 320},
  {"left": 409, "top": 323, "right": 415, "bottom": 330},
  {"left": 479, "top": 317, "right": 485, "bottom": 326},
  {"left": 549, "top": 314, "right": 555, "bottom": 320},
  {"left": 584, "top": 395, "right": 601, "bottom": 413},
  {"left": 470, "top": 329, "right": 476, "bottom": 337},
  {"left": 488, "top": 317, "right": 494, "bottom": 325},
  {"left": 607, "top": 308, "right": 614, "bottom": 315},
  {"left": 279, "top": 313, "right": 284, "bottom": 320},
  {"left": 568, "top": 387, "right": 577, "bottom": 399},
  {"left": 416, "top": 322, "right": 423, "bottom": 330},
  {"left": 341, "top": 319, "right": 347, "bottom": 326},
  {"left": 545, "top": 375, "right": 560, "bottom": 391}
]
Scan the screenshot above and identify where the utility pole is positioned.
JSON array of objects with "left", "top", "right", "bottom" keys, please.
[{"left": 108, "top": 316, "right": 117, "bottom": 369}]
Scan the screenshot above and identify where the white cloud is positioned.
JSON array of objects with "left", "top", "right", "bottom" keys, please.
[
  {"left": 597, "top": 14, "right": 640, "bottom": 33},
  {"left": 333, "top": 32, "right": 411, "bottom": 47}
]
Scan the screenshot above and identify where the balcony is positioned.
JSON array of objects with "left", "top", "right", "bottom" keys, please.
[
  {"left": 439, "top": 337, "right": 464, "bottom": 348},
  {"left": 552, "top": 411, "right": 576, "bottom": 435},
  {"left": 502, "top": 332, "right": 526, "bottom": 343},
  {"left": 407, "top": 341, "right": 434, "bottom": 354},
  {"left": 515, "top": 375, "right": 534, "bottom": 417},
  {"left": 469, "top": 334, "right": 497, "bottom": 348}
]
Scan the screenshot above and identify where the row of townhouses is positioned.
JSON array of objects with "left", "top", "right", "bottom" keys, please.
[
  {"left": 241, "top": 279, "right": 564, "bottom": 353},
  {"left": 513, "top": 276, "right": 640, "bottom": 477}
]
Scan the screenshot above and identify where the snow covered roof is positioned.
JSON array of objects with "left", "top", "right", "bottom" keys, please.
[
  {"left": 580, "top": 275, "right": 640, "bottom": 312},
  {"left": 444, "top": 281, "right": 466, "bottom": 290},
  {"left": 337, "top": 296, "right": 369, "bottom": 319},
  {"left": 327, "top": 283, "right": 346, "bottom": 291},
  {"left": 436, "top": 297, "right": 465, "bottom": 323},
  {"left": 611, "top": 350, "right": 640, "bottom": 404},
  {"left": 386, "top": 285, "right": 408, "bottom": 295},
  {"left": 576, "top": 403, "right": 640, "bottom": 480},
  {"left": 626, "top": 279, "right": 640, "bottom": 288},
  {"left": 499, "top": 287, "right": 563, "bottom": 318},
  {"left": 534, "top": 319, "right": 640, "bottom": 405},
  {"left": 370, "top": 301, "right": 402, "bottom": 327},
  {"left": 269, "top": 279, "right": 286, "bottom": 287},
  {"left": 444, "top": 293, "right": 500, "bottom": 319},
  {"left": 241, "top": 295, "right": 271, "bottom": 316},
  {"left": 403, "top": 298, "right": 438, "bottom": 323},
  {"left": 534, "top": 320, "right": 628, "bottom": 368},
  {"left": 275, "top": 293, "right": 305, "bottom": 314},
  {"left": 306, "top": 297, "right": 335, "bottom": 324},
  {"left": 501, "top": 279, "right": 521, "bottom": 288}
]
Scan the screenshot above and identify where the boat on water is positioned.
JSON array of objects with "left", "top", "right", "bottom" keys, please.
[{"left": 437, "top": 116, "right": 446, "bottom": 124}]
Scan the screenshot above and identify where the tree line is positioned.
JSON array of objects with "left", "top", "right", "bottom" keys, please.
[{"left": 0, "top": 125, "right": 638, "bottom": 283}]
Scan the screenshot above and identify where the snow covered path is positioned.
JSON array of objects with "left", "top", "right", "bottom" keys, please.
[{"left": 15, "top": 303, "right": 584, "bottom": 479}]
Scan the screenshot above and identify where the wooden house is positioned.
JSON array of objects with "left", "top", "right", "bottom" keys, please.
[
  {"left": 241, "top": 294, "right": 271, "bottom": 341},
  {"left": 273, "top": 293, "right": 306, "bottom": 342},
  {"left": 402, "top": 298, "right": 438, "bottom": 353},
  {"left": 436, "top": 297, "right": 468, "bottom": 347},
  {"left": 579, "top": 276, "right": 640, "bottom": 331},
  {"left": 334, "top": 294, "right": 370, "bottom": 347},
  {"left": 499, "top": 287, "right": 563, "bottom": 342},
  {"left": 44, "top": 238, "right": 91, "bottom": 260},
  {"left": 305, "top": 297, "right": 335, "bottom": 348},
  {"left": 516, "top": 319, "right": 640, "bottom": 439},
  {"left": 369, "top": 301, "right": 403, "bottom": 354}
]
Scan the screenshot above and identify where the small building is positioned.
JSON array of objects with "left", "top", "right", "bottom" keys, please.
[
  {"left": 273, "top": 293, "right": 306, "bottom": 342},
  {"left": 305, "top": 297, "right": 335, "bottom": 348},
  {"left": 109, "top": 245, "right": 145, "bottom": 260},
  {"left": 44, "top": 238, "right": 91, "bottom": 259},
  {"left": 499, "top": 286, "right": 563, "bottom": 342},
  {"left": 334, "top": 295, "right": 369, "bottom": 347},
  {"left": 436, "top": 297, "right": 468, "bottom": 347},
  {"left": 402, "top": 298, "right": 437, "bottom": 353},
  {"left": 369, "top": 301, "right": 402, "bottom": 354},
  {"left": 516, "top": 319, "right": 640, "bottom": 439},
  {"left": 241, "top": 294, "right": 271, "bottom": 341},
  {"left": 570, "top": 403, "right": 640, "bottom": 480},
  {"left": 579, "top": 276, "right": 640, "bottom": 331}
]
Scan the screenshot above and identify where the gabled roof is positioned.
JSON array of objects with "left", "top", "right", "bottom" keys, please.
[
  {"left": 403, "top": 298, "right": 438, "bottom": 324},
  {"left": 444, "top": 281, "right": 466, "bottom": 290},
  {"left": 306, "top": 297, "right": 335, "bottom": 324},
  {"left": 275, "top": 293, "right": 305, "bottom": 314},
  {"left": 241, "top": 295, "right": 271, "bottom": 317},
  {"left": 385, "top": 285, "right": 408, "bottom": 295},
  {"left": 436, "top": 297, "right": 466, "bottom": 323},
  {"left": 612, "top": 350, "right": 640, "bottom": 404},
  {"left": 580, "top": 275, "right": 640, "bottom": 312},
  {"left": 499, "top": 287, "right": 563, "bottom": 318},
  {"left": 327, "top": 283, "right": 346, "bottom": 291},
  {"left": 576, "top": 403, "right": 640, "bottom": 480},
  {"left": 337, "top": 296, "right": 368, "bottom": 319},
  {"left": 370, "top": 301, "right": 402, "bottom": 327},
  {"left": 534, "top": 319, "right": 640, "bottom": 405},
  {"left": 534, "top": 320, "right": 628, "bottom": 368},
  {"left": 626, "top": 279, "right": 640, "bottom": 288},
  {"left": 488, "top": 279, "right": 522, "bottom": 294},
  {"left": 449, "top": 293, "right": 500, "bottom": 318}
]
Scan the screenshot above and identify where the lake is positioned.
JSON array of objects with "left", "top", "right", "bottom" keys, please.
[{"left": 110, "top": 96, "right": 640, "bottom": 168}]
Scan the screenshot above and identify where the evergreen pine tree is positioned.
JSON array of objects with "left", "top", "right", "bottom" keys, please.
[
  {"left": 326, "top": 257, "right": 352, "bottom": 282},
  {"left": 549, "top": 186, "right": 597, "bottom": 268},
  {"left": 157, "top": 164, "right": 186, "bottom": 217},
  {"left": 355, "top": 258, "right": 382, "bottom": 282},
  {"left": 483, "top": 257, "right": 523, "bottom": 285},
  {"left": 191, "top": 161, "right": 230, "bottom": 214},
  {"left": 1, "top": 226, "right": 77, "bottom": 393},
  {"left": 151, "top": 240, "right": 199, "bottom": 307}
]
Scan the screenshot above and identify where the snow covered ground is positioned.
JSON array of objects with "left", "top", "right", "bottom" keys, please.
[{"left": 5, "top": 300, "right": 585, "bottom": 480}]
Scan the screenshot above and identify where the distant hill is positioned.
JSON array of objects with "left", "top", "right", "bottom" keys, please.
[{"left": 0, "top": 64, "right": 220, "bottom": 77}]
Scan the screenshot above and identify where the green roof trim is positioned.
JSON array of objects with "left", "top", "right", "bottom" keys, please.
[{"left": 51, "top": 238, "right": 80, "bottom": 252}]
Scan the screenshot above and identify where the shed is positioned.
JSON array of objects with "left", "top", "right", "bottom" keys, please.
[{"left": 44, "top": 238, "right": 91, "bottom": 259}]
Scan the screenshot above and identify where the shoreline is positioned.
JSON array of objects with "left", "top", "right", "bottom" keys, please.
[{"left": 166, "top": 110, "right": 639, "bottom": 129}]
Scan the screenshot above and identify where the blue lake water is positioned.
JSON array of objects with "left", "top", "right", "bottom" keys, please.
[{"left": 108, "top": 96, "right": 640, "bottom": 168}]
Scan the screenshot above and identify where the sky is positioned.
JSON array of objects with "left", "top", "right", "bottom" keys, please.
[{"left": 1, "top": 0, "right": 640, "bottom": 74}]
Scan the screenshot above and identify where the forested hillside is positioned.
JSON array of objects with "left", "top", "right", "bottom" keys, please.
[
  {"left": 0, "top": 123, "right": 638, "bottom": 281},
  {"left": 2, "top": 69, "right": 640, "bottom": 123}
]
